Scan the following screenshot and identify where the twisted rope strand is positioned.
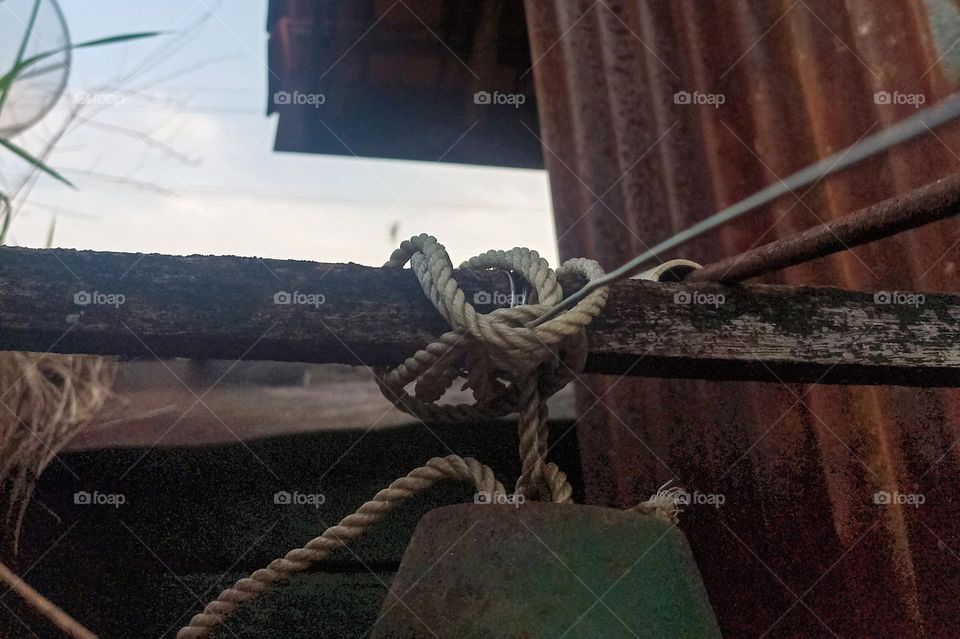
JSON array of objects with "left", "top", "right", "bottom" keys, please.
[
  {"left": 177, "top": 456, "right": 504, "bottom": 639},
  {"left": 179, "top": 235, "right": 610, "bottom": 638}
]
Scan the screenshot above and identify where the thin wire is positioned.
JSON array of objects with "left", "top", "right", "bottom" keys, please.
[{"left": 529, "top": 91, "right": 960, "bottom": 327}]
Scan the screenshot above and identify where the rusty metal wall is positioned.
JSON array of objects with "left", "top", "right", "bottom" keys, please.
[{"left": 524, "top": 1, "right": 960, "bottom": 636}]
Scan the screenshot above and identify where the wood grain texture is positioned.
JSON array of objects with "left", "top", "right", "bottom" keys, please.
[{"left": 1, "top": 246, "right": 958, "bottom": 386}]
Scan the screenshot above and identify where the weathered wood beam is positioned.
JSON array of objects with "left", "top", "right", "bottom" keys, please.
[{"left": 1, "top": 246, "right": 958, "bottom": 386}]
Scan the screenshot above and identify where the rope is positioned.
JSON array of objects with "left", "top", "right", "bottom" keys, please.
[
  {"left": 177, "top": 456, "right": 504, "bottom": 638},
  {"left": 374, "top": 235, "right": 608, "bottom": 498},
  {"left": 178, "top": 235, "right": 611, "bottom": 638}
]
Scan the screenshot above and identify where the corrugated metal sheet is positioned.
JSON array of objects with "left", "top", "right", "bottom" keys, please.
[{"left": 524, "top": 1, "right": 960, "bottom": 636}]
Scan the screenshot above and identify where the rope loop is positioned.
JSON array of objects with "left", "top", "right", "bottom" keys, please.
[{"left": 375, "top": 234, "right": 608, "bottom": 434}]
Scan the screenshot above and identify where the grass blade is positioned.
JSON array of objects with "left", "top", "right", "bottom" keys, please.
[
  {"left": 0, "top": 139, "right": 74, "bottom": 188},
  {"left": 45, "top": 215, "right": 56, "bottom": 247},
  {"left": 73, "top": 32, "right": 164, "bottom": 49},
  {"left": 0, "top": 193, "right": 11, "bottom": 245},
  {"left": 0, "top": 32, "right": 162, "bottom": 103},
  {"left": 0, "top": 0, "right": 42, "bottom": 113}
]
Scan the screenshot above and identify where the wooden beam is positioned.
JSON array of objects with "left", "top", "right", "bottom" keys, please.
[{"left": 1, "top": 246, "right": 958, "bottom": 386}]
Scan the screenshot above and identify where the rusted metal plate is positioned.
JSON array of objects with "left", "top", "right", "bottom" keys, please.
[
  {"left": 371, "top": 503, "right": 720, "bottom": 638},
  {"left": 524, "top": 0, "right": 960, "bottom": 636}
]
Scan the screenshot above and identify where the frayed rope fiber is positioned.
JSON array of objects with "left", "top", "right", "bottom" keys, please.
[{"left": 178, "top": 235, "right": 675, "bottom": 638}]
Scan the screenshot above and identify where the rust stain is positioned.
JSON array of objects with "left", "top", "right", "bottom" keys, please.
[{"left": 525, "top": 0, "right": 960, "bottom": 636}]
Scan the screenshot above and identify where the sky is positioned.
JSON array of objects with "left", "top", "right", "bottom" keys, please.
[{"left": 0, "top": 0, "right": 559, "bottom": 266}]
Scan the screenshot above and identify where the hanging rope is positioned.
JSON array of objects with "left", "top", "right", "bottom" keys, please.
[
  {"left": 176, "top": 456, "right": 503, "bottom": 639},
  {"left": 177, "top": 234, "right": 634, "bottom": 638}
]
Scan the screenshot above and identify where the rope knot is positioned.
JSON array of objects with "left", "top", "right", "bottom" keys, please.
[
  {"left": 374, "top": 234, "right": 609, "bottom": 501},
  {"left": 176, "top": 235, "right": 647, "bottom": 639}
]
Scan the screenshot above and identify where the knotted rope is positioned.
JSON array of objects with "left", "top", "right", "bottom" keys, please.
[
  {"left": 178, "top": 235, "right": 621, "bottom": 638},
  {"left": 373, "top": 234, "right": 608, "bottom": 499}
]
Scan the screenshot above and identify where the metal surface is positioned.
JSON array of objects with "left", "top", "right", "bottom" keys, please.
[
  {"left": 524, "top": 1, "right": 960, "bottom": 636},
  {"left": 688, "top": 173, "right": 960, "bottom": 283},
  {"left": 370, "top": 503, "right": 721, "bottom": 638},
  {"left": 265, "top": 0, "right": 543, "bottom": 168},
  {"left": 531, "top": 93, "right": 960, "bottom": 325}
]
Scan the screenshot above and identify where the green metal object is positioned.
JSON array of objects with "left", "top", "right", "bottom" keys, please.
[{"left": 371, "top": 502, "right": 721, "bottom": 638}]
